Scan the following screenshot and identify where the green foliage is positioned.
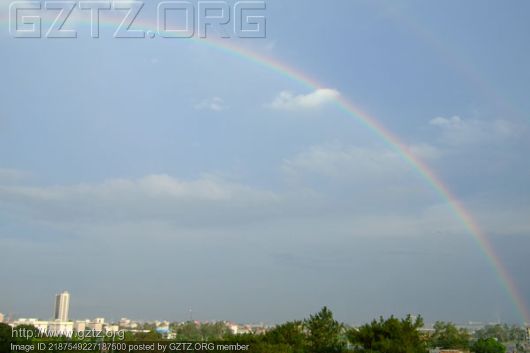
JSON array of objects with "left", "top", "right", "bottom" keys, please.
[
  {"left": 200, "top": 322, "right": 231, "bottom": 340},
  {"left": 173, "top": 321, "right": 203, "bottom": 341},
  {"left": 12, "top": 324, "right": 41, "bottom": 344},
  {"left": 475, "top": 324, "right": 526, "bottom": 343},
  {"left": 348, "top": 315, "right": 427, "bottom": 353},
  {"left": 137, "top": 322, "right": 157, "bottom": 331},
  {"left": 3, "top": 311, "right": 523, "bottom": 353},
  {"left": 122, "top": 330, "right": 136, "bottom": 341},
  {"left": 262, "top": 321, "right": 306, "bottom": 353},
  {"left": 304, "top": 307, "right": 345, "bottom": 353},
  {"left": 0, "top": 323, "right": 14, "bottom": 352},
  {"left": 232, "top": 307, "right": 345, "bottom": 353},
  {"left": 429, "top": 321, "right": 470, "bottom": 349},
  {"left": 472, "top": 338, "right": 506, "bottom": 353},
  {"left": 248, "top": 342, "right": 297, "bottom": 353},
  {"left": 170, "top": 321, "right": 230, "bottom": 341}
]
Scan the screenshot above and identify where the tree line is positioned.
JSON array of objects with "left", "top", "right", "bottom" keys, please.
[{"left": 1, "top": 307, "right": 528, "bottom": 353}]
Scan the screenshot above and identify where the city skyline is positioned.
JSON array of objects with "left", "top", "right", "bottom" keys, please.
[
  {"left": 1, "top": 290, "right": 528, "bottom": 327},
  {"left": 3, "top": 304, "right": 529, "bottom": 353}
]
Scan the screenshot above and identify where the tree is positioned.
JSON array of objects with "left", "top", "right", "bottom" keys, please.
[
  {"left": 12, "top": 324, "right": 41, "bottom": 344},
  {"left": 174, "top": 321, "right": 203, "bottom": 341},
  {"left": 200, "top": 322, "right": 230, "bottom": 340},
  {"left": 475, "top": 324, "right": 526, "bottom": 343},
  {"left": 429, "top": 321, "right": 470, "bottom": 349},
  {"left": 472, "top": 338, "right": 506, "bottom": 353},
  {"left": 263, "top": 321, "right": 306, "bottom": 353},
  {"left": 0, "top": 323, "right": 14, "bottom": 352},
  {"left": 304, "top": 307, "right": 345, "bottom": 353},
  {"left": 348, "top": 315, "right": 428, "bottom": 353}
]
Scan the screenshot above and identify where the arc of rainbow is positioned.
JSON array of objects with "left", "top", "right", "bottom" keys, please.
[
  {"left": 1, "top": 8, "right": 528, "bottom": 324},
  {"left": 207, "top": 39, "right": 530, "bottom": 324}
]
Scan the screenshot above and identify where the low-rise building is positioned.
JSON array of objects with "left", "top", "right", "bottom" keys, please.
[
  {"left": 119, "top": 318, "right": 139, "bottom": 329},
  {"left": 86, "top": 321, "right": 103, "bottom": 332},
  {"left": 105, "top": 324, "right": 120, "bottom": 333},
  {"left": 227, "top": 323, "right": 239, "bottom": 335},
  {"left": 73, "top": 321, "right": 87, "bottom": 333},
  {"left": 86, "top": 318, "right": 106, "bottom": 332},
  {"left": 12, "top": 318, "right": 49, "bottom": 333},
  {"left": 48, "top": 321, "right": 74, "bottom": 337}
]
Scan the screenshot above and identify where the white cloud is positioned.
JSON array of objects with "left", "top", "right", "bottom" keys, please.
[
  {"left": 2, "top": 174, "right": 273, "bottom": 202},
  {"left": 0, "top": 174, "right": 279, "bottom": 225},
  {"left": 1, "top": 163, "right": 527, "bottom": 245},
  {"left": 280, "top": 143, "right": 441, "bottom": 209},
  {"left": 0, "top": 146, "right": 440, "bottom": 232},
  {"left": 195, "top": 97, "right": 227, "bottom": 111},
  {"left": 1, "top": 144, "right": 527, "bottom": 242},
  {"left": 430, "top": 116, "right": 463, "bottom": 128},
  {"left": 282, "top": 143, "right": 411, "bottom": 180},
  {"left": 269, "top": 88, "right": 340, "bottom": 111},
  {"left": 429, "top": 116, "right": 520, "bottom": 145}
]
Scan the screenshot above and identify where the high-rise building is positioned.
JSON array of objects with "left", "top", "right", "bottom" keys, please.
[
  {"left": 54, "top": 291, "right": 70, "bottom": 321},
  {"left": 0, "top": 312, "right": 4, "bottom": 323}
]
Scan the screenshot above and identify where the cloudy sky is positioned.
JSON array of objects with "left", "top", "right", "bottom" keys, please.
[{"left": 0, "top": 0, "right": 529, "bottom": 325}]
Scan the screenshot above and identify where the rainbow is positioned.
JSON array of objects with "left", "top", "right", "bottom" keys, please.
[
  {"left": 1, "top": 7, "right": 528, "bottom": 323},
  {"left": 210, "top": 39, "right": 530, "bottom": 324}
]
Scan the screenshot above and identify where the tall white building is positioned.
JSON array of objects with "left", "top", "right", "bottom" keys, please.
[
  {"left": 54, "top": 291, "right": 70, "bottom": 321},
  {"left": 0, "top": 312, "right": 4, "bottom": 323}
]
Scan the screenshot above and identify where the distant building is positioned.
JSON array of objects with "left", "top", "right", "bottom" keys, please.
[
  {"left": 119, "top": 318, "right": 139, "bottom": 329},
  {"left": 12, "top": 318, "right": 49, "bottom": 333},
  {"left": 526, "top": 326, "right": 530, "bottom": 341},
  {"left": 86, "top": 322, "right": 103, "bottom": 331},
  {"left": 54, "top": 291, "right": 70, "bottom": 321},
  {"left": 228, "top": 323, "right": 239, "bottom": 335},
  {"left": 156, "top": 326, "right": 169, "bottom": 334},
  {"left": 74, "top": 321, "right": 86, "bottom": 333},
  {"left": 0, "top": 312, "right": 4, "bottom": 323},
  {"left": 48, "top": 321, "right": 73, "bottom": 336},
  {"left": 87, "top": 318, "right": 105, "bottom": 332},
  {"left": 226, "top": 323, "right": 263, "bottom": 335},
  {"left": 105, "top": 324, "right": 120, "bottom": 333},
  {"left": 11, "top": 317, "right": 77, "bottom": 337}
]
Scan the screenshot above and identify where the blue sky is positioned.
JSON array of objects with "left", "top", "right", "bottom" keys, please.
[{"left": 0, "top": 0, "right": 529, "bottom": 324}]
